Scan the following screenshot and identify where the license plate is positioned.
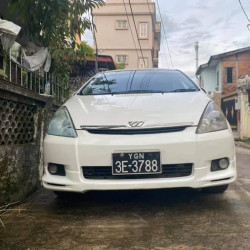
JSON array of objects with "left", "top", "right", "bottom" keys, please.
[{"left": 112, "top": 152, "right": 161, "bottom": 175}]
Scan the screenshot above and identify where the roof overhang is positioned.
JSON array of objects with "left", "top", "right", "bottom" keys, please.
[{"left": 196, "top": 46, "right": 250, "bottom": 76}]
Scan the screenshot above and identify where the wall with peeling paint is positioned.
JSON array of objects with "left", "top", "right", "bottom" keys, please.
[{"left": 238, "top": 76, "right": 250, "bottom": 140}]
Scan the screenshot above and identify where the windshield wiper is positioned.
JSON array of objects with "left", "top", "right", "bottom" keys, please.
[
  {"left": 111, "top": 90, "right": 165, "bottom": 95},
  {"left": 169, "top": 88, "right": 198, "bottom": 93}
]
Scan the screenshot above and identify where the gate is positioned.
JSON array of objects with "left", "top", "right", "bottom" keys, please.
[{"left": 221, "top": 93, "right": 238, "bottom": 129}]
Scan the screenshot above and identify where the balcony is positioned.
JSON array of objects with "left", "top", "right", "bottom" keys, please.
[
  {"left": 155, "top": 22, "right": 161, "bottom": 33},
  {"left": 153, "top": 50, "right": 159, "bottom": 68},
  {"left": 153, "top": 57, "right": 158, "bottom": 64},
  {"left": 154, "top": 22, "right": 161, "bottom": 44}
]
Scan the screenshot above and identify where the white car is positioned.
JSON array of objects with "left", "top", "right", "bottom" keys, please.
[{"left": 42, "top": 69, "right": 237, "bottom": 197}]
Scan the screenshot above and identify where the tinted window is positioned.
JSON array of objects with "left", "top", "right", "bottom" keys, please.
[{"left": 79, "top": 70, "right": 199, "bottom": 95}]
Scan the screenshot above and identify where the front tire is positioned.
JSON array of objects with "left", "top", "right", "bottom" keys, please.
[{"left": 202, "top": 184, "right": 229, "bottom": 193}]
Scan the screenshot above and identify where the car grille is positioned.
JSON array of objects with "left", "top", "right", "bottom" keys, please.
[
  {"left": 86, "top": 126, "right": 186, "bottom": 135},
  {"left": 82, "top": 164, "right": 193, "bottom": 180}
]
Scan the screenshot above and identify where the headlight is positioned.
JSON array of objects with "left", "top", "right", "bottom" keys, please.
[
  {"left": 196, "top": 102, "right": 228, "bottom": 134},
  {"left": 47, "top": 107, "right": 77, "bottom": 138}
]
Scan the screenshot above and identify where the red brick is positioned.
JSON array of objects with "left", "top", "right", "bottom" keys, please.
[{"left": 222, "top": 51, "right": 250, "bottom": 95}]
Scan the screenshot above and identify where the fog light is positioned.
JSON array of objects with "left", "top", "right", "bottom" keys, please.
[
  {"left": 48, "top": 164, "right": 58, "bottom": 174},
  {"left": 48, "top": 163, "right": 66, "bottom": 176},
  {"left": 218, "top": 158, "right": 229, "bottom": 169},
  {"left": 211, "top": 158, "right": 229, "bottom": 172}
]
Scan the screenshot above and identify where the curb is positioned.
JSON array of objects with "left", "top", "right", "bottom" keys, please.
[{"left": 234, "top": 140, "right": 250, "bottom": 150}]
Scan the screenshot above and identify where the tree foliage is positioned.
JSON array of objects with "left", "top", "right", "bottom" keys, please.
[
  {"left": 116, "top": 62, "right": 126, "bottom": 70},
  {"left": 5, "top": 0, "right": 104, "bottom": 74}
]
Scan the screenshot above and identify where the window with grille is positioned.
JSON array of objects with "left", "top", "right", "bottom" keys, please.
[
  {"left": 117, "top": 55, "right": 127, "bottom": 63},
  {"left": 116, "top": 20, "right": 128, "bottom": 29},
  {"left": 139, "top": 23, "right": 148, "bottom": 38},
  {"left": 226, "top": 67, "right": 233, "bottom": 84},
  {"left": 139, "top": 58, "right": 148, "bottom": 69}
]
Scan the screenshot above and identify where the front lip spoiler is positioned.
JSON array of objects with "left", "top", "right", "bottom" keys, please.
[{"left": 79, "top": 122, "right": 195, "bottom": 130}]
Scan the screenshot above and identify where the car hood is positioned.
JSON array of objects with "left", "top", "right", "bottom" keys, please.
[{"left": 65, "top": 92, "right": 211, "bottom": 129}]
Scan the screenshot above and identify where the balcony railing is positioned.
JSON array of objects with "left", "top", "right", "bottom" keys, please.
[
  {"left": 1, "top": 56, "right": 69, "bottom": 102},
  {"left": 155, "top": 22, "right": 161, "bottom": 33}
]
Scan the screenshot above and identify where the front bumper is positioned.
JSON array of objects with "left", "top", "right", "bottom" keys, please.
[{"left": 42, "top": 127, "right": 237, "bottom": 192}]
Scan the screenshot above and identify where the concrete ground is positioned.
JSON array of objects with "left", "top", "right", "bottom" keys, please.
[
  {"left": 233, "top": 130, "right": 250, "bottom": 150},
  {"left": 0, "top": 147, "right": 250, "bottom": 250}
]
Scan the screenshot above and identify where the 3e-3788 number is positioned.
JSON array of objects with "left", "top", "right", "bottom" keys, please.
[
  {"left": 112, "top": 152, "right": 161, "bottom": 175},
  {"left": 114, "top": 159, "right": 159, "bottom": 174}
]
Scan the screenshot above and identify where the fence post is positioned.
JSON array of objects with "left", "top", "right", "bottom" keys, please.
[{"left": 9, "top": 50, "right": 12, "bottom": 82}]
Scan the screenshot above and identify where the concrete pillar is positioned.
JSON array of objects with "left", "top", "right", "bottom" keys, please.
[
  {"left": 213, "top": 91, "right": 222, "bottom": 108},
  {"left": 239, "top": 91, "right": 250, "bottom": 140}
]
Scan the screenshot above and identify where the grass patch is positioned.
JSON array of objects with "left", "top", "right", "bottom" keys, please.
[{"left": 243, "top": 138, "right": 250, "bottom": 145}]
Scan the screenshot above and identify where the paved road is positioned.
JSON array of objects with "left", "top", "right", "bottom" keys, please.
[{"left": 0, "top": 147, "right": 250, "bottom": 250}]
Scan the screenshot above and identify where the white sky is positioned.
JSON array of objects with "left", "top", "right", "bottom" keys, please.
[{"left": 83, "top": 0, "right": 250, "bottom": 79}]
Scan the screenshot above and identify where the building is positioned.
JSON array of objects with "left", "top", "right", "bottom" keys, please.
[
  {"left": 92, "top": 0, "right": 161, "bottom": 69},
  {"left": 196, "top": 47, "right": 250, "bottom": 130},
  {"left": 69, "top": 55, "right": 116, "bottom": 92},
  {"left": 196, "top": 47, "right": 250, "bottom": 96}
]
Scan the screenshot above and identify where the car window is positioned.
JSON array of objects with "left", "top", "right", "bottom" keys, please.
[
  {"left": 130, "top": 71, "right": 197, "bottom": 92},
  {"left": 80, "top": 71, "right": 132, "bottom": 95},
  {"left": 79, "top": 70, "right": 199, "bottom": 95}
]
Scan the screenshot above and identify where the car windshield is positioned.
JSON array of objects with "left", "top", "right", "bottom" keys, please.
[{"left": 79, "top": 70, "right": 199, "bottom": 95}]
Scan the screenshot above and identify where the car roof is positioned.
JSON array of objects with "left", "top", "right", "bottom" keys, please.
[{"left": 102, "top": 68, "right": 180, "bottom": 74}]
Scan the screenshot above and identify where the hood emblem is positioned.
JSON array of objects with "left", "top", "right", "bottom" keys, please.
[{"left": 128, "top": 121, "right": 144, "bottom": 127}]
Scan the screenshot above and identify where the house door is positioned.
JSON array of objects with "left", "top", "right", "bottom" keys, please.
[{"left": 221, "top": 94, "right": 238, "bottom": 129}]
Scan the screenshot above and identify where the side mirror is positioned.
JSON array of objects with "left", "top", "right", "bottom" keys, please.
[{"left": 72, "top": 91, "right": 77, "bottom": 96}]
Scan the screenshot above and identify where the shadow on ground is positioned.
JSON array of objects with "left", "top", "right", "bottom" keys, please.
[{"left": 1, "top": 184, "right": 250, "bottom": 250}]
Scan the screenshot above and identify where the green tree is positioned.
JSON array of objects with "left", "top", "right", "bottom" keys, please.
[
  {"left": 2, "top": 0, "right": 104, "bottom": 74},
  {"left": 115, "top": 62, "right": 126, "bottom": 70}
]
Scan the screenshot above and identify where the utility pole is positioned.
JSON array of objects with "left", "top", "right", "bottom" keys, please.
[
  {"left": 93, "top": 27, "right": 98, "bottom": 74},
  {"left": 91, "top": 11, "right": 98, "bottom": 73},
  {"left": 195, "top": 41, "right": 199, "bottom": 71},
  {"left": 195, "top": 41, "right": 199, "bottom": 85}
]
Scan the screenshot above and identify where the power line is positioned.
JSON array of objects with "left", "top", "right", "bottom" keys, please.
[
  {"left": 238, "top": 0, "right": 250, "bottom": 23},
  {"left": 89, "top": 11, "right": 99, "bottom": 73},
  {"left": 122, "top": 0, "right": 140, "bottom": 60},
  {"left": 161, "top": 42, "right": 171, "bottom": 68},
  {"left": 149, "top": 0, "right": 169, "bottom": 69},
  {"left": 146, "top": 0, "right": 153, "bottom": 19},
  {"left": 160, "top": 51, "right": 168, "bottom": 68},
  {"left": 146, "top": 0, "right": 170, "bottom": 68},
  {"left": 152, "top": 0, "right": 170, "bottom": 68},
  {"left": 155, "top": 0, "right": 174, "bottom": 68},
  {"left": 128, "top": 0, "right": 146, "bottom": 68},
  {"left": 238, "top": 0, "right": 250, "bottom": 30}
]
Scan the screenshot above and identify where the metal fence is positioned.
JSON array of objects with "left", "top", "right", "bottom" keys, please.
[{"left": 1, "top": 57, "right": 69, "bottom": 102}]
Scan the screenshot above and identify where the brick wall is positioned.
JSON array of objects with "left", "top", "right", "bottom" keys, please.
[{"left": 222, "top": 51, "right": 250, "bottom": 96}]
